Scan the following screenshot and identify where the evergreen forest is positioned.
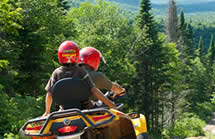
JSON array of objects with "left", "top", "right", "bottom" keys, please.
[{"left": 1, "top": 0, "right": 215, "bottom": 138}]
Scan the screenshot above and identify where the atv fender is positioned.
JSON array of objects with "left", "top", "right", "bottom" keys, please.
[{"left": 130, "top": 114, "right": 147, "bottom": 136}]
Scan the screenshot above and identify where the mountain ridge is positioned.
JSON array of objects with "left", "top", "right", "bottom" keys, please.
[
  {"left": 69, "top": 0, "right": 215, "bottom": 15},
  {"left": 106, "top": 0, "right": 215, "bottom": 5},
  {"left": 152, "top": 1, "right": 215, "bottom": 14},
  {"left": 108, "top": 0, "right": 215, "bottom": 15}
]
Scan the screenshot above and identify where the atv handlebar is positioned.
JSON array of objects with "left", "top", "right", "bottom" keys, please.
[
  {"left": 105, "top": 91, "right": 127, "bottom": 101},
  {"left": 117, "top": 103, "right": 124, "bottom": 110}
]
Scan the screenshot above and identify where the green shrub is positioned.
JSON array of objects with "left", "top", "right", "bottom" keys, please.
[
  {"left": 164, "top": 113, "right": 206, "bottom": 138},
  {"left": 193, "top": 102, "right": 215, "bottom": 121},
  {"left": 0, "top": 93, "right": 45, "bottom": 136},
  {"left": 0, "top": 93, "right": 11, "bottom": 135},
  {"left": 4, "top": 133, "right": 20, "bottom": 139},
  {"left": 211, "top": 92, "right": 215, "bottom": 105}
]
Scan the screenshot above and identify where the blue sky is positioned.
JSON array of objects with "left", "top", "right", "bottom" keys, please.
[{"left": 151, "top": 0, "right": 215, "bottom": 4}]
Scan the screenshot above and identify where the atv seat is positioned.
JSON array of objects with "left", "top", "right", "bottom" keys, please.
[{"left": 52, "top": 78, "right": 91, "bottom": 110}]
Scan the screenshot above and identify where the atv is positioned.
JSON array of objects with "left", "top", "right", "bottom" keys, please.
[{"left": 20, "top": 78, "right": 148, "bottom": 139}]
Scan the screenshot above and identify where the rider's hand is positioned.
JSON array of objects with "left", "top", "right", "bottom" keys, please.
[
  {"left": 91, "top": 87, "right": 117, "bottom": 108},
  {"left": 111, "top": 82, "right": 125, "bottom": 98},
  {"left": 113, "top": 87, "right": 126, "bottom": 98},
  {"left": 42, "top": 112, "right": 49, "bottom": 117}
]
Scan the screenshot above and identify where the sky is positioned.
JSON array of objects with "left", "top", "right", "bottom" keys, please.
[{"left": 151, "top": 0, "right": 215, "bottom": 4}]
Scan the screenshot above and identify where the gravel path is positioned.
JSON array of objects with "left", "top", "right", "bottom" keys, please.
[{"left": 203, "top": 112, "right": 215, "bottom": 135}]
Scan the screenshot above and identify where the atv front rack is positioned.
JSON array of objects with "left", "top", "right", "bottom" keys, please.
[{"left": 20, "top": 108, "right": 116, "bottom": 137}]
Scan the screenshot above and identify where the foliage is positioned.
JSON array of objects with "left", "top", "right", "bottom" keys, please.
[
  {"left": 193, "top": 102, "right": 215, "bottom": 121},
  {"left": 206, "top": 34, "right": 215, "bottom": 67},
  {"left": 0, "top": 0, "right": 23, "bottom": 35},
  {"left": 184, "top": 57, "right": 210, "bottom": 106},
  {"left": 1, "top": 0, "right": 215, "bottom": 138},
  {"left": 163, "top": 113, "right": 205, "bottom": 138},
  {"left": 184, "top": 23, "right": 195, "bottom": 58},
  {"left": 68, "top": 0, "right": 135, "bottom": 84},
  {"left": 0, "top": 0, "right": 23, "bottom": 97},
  {"left": 132, "top": 0, "right": 184, "bottom": 135},
  {"left": 0, "top": 60, "right": 8, "bottom": 71},
  {"left": 196, "top": 36, "right": 205, "bottom": 62},
  {"left": 165, "top": 0, "right": 178, "bottom": 43},
  {"left": 211, "top": 93, "right": 215, "bottom": 104},
  {"left": 161, "top": 43, "right": 185, "bottom": 129},
  {"left": 3, "top": 133, "right": 20, "bottom": 139},
  {"left": 0, "top": 93, "right": 45, "bottom": 135},
  {"left": 57, "top": 0, "right": 70, "bottom": 11},
  {"left": 10, "top": 0, "right": 76, "bottom": 96}
]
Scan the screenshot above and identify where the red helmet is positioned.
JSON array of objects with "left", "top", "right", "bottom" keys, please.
[
  {"left": 79, "top": 47, "right": 102, "bottom": 71},
  {"left": 58, "top": 41, "right": 79, "bottom": 64}
]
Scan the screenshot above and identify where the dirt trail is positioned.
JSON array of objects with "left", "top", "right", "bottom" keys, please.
[
  {"left": 203, "top": 112, "right": 215, "bottom": 135},
  {"left": 186, "top": 112, "right": 215, "bottom": 139}
]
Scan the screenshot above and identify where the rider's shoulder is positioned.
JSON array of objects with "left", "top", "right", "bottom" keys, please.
[
  {"left": 51, "top": 66, "right": 65, "bottom": 75},
  {"left": 55, "top": 66, "right": 64, "bottom": 72},
  {"left": 92, "top": 71, "right": 106, "bottom": 78}
]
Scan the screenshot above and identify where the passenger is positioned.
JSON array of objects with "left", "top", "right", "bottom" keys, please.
[
  {"left": 42, "top": 41, "right": 116, "bottom": 117},
  {"left": 79, "top": 47, "right": 125, "bottom": 99}
]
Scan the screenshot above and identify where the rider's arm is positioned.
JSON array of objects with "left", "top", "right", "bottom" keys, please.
[
  {"left": 93, "top": 72, "right": 125, "bottom": 97},
  {"left": 43, "top": 91, "right": 52, "bottom": 117},
  {"left": 43, "top": 69, "right": 58, "bottom": 117},
  {"left": 91, "top": 87, "right": 117, "bottom": 108}
]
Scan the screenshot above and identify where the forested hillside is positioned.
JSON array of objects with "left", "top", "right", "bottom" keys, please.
[
  {"left": 152, "top": 1, "right": 215, "bottom": 14},
  {"left": 70, "top": 0, "right": 215, "bottom": 14},
  {"left": 70, "top": 0, "right": 215, "bottom": 49},
  {"left": 1, "top": 0, "right": 215, "bottom": 138}
]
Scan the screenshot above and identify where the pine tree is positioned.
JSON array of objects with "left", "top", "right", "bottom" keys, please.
[
  {"left": 166, "top": 0, "right": 178, "bottom": 43},
  {"left": 135, "top": 0, "right": 159, "bottom": 132},
  {"left": 179, "top": 9, "right": 186, "bottom": 33},
  {"left": 137, "top": 0, "right": 153, "bottom": 29},
  {"left": 207, "top": 34, "right": 215, "bottom": 67},
  {"left": 14, "top": 0, "right": 75, "bottom": 96},
  {"left": 133, "top": 0, "right": 178, "bottom": 134},
  {"left": 196, "top": 36, "right": 205, "bottom": 63},
  {"left": 186, "top": 24, "right": 193, "bottom": 41},
  {"left": 137, "top": 0, "right": 157, "bottom": 39},
  {"left": 57, "top": 0, "right": 70, "bottom": 11},
  {"left": 184, "top": 23, "right": 195, "bottom": 57},
  {"left": 178, "top": 9, "right": 186, "bottom": 60},
  {"left": 198, "top": 36, "right": 204, "bottom": 56}
]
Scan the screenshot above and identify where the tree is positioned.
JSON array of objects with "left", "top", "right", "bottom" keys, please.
[
  {"left": 133, "top": 0, "right": 183, "bottom": 135},
  {"left": 178, "top": 9, "right": 186, "bottom": 59},
  {"left": 207, "top": 34, "right": 215, "bottom": 67},
  {"left": 13, "top": 0, "right": 76, "bottom": 96},
  {"left": 155, "top": 42, "right": 184, "bottom": 129},
  {"left": 184, "top": 23, "right": 195, "bottom": 58},
  {"left": 185, "top": 57, "right": 212, "bottom": 109},
  {"left": 196, "top": 36, "right": 205, "bottom": 62},
  {"left": 136, "top": 0, "right": 157, "bottom": 37},
  {"left": 57, "top": 0, "right": 70, "bottom": 11},
  {"left": 179, "top": 9, "right": 186, "bottom": 35},
  {"left": 68, "top": 0, "right": 135, "bottom": 84},
  {"left": 165, "top": 0, "right": 178, "bottom": 43},
  {"left": 0, "top": 0, "right": 23, "bottom": 96},
  {"left": 134, "top": 0, "right": 159, "bottom": 132}
]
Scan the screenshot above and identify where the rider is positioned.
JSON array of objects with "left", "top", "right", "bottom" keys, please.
[
  {"left": 43, "top": 41, "right": 116, "bottom": 117},
  {"left": 79, "top": 47, "right": 125, "bottom": 99}
]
